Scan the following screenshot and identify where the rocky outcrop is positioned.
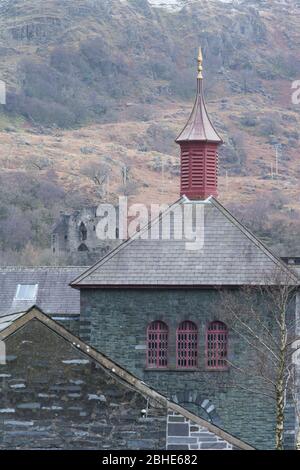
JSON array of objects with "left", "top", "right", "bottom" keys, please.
[{"left": 9, "top": 18, "right": 63, "bottom": 43}]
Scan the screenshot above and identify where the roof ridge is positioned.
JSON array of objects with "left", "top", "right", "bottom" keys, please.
[{"left": 0, "top": 266, "right": 89, "bottom": 270}]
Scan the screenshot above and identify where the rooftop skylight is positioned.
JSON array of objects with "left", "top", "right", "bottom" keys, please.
[{"left": 14, "top": 284, "right": 38, "bottom": 301}]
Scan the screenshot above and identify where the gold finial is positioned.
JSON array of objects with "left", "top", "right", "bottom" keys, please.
[{"left": 197, "top": 46, "right": 203, "bottom": 80}]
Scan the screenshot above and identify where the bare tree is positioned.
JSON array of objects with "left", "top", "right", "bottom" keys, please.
[
  {"left": 221, "top": 268, "right": 299, "bottom": 450},
  {"left": 80, "top": 161, "right": 111, "bottom": 198}
]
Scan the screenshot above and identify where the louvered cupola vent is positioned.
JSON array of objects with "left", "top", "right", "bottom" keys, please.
[{"left": 175, "top": 48, "right": 222, "bottom": 200}]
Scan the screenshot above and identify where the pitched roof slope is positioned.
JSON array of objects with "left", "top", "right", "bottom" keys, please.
[
  {"left": 0, "top": 266, "right": 86, "bottom": 316},
  {"left": 0, "top": 306, "right": 254, "bottom": 450},
  {"left": 71, "top": 198, "right": 298, "bottom": 287},
  {"left": 0, "top": 311, "right": 26, "bottom": 331}
]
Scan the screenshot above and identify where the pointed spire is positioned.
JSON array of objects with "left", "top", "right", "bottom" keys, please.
[
  {"left": 175, "top": 47, "right": 222, "bottom": 143},
  {"left": 197, "top": 46, "right": 203, "bottom": 80}
]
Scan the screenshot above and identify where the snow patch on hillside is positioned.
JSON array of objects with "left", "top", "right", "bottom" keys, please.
[
  {"left": 148, "top": 0, "right": 185, "bottom": 11},
  {"left": 147, "top": 0, "right": 242, "bottom": 12},
  {"left": 119, "top": 0, "right": 242, "bottom": 12}
]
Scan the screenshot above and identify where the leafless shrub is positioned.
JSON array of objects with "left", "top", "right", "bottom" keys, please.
[{"left": 220, "top": 269, "right": 298, "bottom": 449}]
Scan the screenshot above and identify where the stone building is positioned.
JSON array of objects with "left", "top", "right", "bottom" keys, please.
[
  {"left": 52, "top": 206, "right": 120, "bottom": 261},
  {"left": 70, "top": 51, "right": 300, "bottom": 449},
  {"left": 1, "top": 49, "right": 298, "bottom": 451},
  {"left": 0, "top": 307, "right": 252, "bottom": 450}
]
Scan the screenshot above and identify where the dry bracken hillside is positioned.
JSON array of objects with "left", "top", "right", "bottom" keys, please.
[{"left": 0, "top": 0, "right": 299, "bottom": 261}]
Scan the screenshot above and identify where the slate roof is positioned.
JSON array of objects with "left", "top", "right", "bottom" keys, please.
[
  {"left": 0, "top": 266, "right": 86, "bottom": 316},
  {"left": 71, "top": 197, "right": 299, "bottom": 288},
  {"left": 0, "top": 311, "right": 26, "bottom": 332},
  {"left": 0, "top": 306, "right": 254, "bottom": 450}
]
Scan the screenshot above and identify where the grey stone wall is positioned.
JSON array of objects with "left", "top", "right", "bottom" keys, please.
[
  {"left": 52, "top": 316, "right": 80, "bottom": 337},
  {"left": 167, "top": 411, "right": 233, "bottom": 450},
  {"left": 52, "top": 207, "right": 120, "bottom": 260},
  {"left": 80, "top": 287, "right": 280, "bottom": 449},
  {"left": 0, "top": 317, "right": 241, "bottom": 450},
  {"left": 0, "top": 319, "right": 166, "bottom": 449}
]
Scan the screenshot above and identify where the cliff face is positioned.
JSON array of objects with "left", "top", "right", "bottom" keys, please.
[
  {"left": 0, "top": 0, "right": 299, "bottom": 260},
  {"left": 0, "top": 0, "right": 298, "bottom": 112},
  {"left": 1, "top": 0, "right": 298, "bottom": 139},
  {"left": 0, "top": 0, "right": 297, "bottom": 92}
]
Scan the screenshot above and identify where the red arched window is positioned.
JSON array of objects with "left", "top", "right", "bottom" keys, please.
[
  {"left": 176, "top": 321, "right": 198, "bottom": 369},
  {"left": 206, "top": 321, "right": 228, "bottom": 370},
  {"left": 147, "top": 321, "right": 168, "bottom": 368}
]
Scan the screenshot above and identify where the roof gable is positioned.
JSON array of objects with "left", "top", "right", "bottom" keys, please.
[
  {"left": 0, "top": 306, "right": 253, "bottom": 450},
  {"left": 71, "top": 198, "right": 298, "bottom": 288}
]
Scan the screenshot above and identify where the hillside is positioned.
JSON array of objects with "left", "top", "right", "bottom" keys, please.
[{"left": 0, "top": 0, "right": 299, "bottom": 263}]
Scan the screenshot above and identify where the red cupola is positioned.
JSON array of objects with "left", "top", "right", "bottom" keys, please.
[{"left": 176, "top": 48, "right": 222, "bottom": 200}]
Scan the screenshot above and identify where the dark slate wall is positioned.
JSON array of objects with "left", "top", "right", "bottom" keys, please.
[
  {"left": 53, "top": 316, "right": 80, "bottom": 336},
  {"left": 80, "top": 288, "right": 277, "bottom": 450},
  {"left": 167, "top": 411, "right": 233, "bottom": 450},
  {"left": 0, "top": 320, "right": 166, "bottom": 450}
]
